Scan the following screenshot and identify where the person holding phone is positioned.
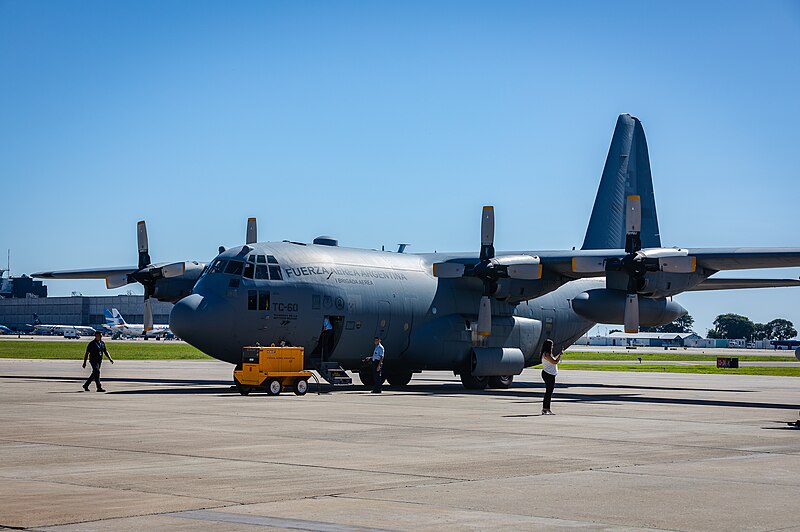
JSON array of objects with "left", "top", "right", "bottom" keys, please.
[{"left": 540, "top": 339, "right": 561, "bottom": 415}]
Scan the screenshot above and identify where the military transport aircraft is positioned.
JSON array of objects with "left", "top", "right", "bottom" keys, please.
[{"left": 34, "top": 114, "right": 800, "bottom": 389}]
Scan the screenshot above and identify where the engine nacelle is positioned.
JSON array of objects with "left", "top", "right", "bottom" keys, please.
[
  {"left": 637, "top": 271, "right": 706, "bottom": 298},
  {"left": 493, "top": 276, "right": 564, "bottom": 303},
  {"left": 572, "top": 289, "right": 686, "bottom": 326},
  {"left": 471, "top": 347, "right": 525, "bottom": 376},
  {"left": 152, "top": 263, "right": 206, "bottom": 303}
]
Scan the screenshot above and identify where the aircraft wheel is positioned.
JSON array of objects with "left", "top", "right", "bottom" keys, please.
[
  {"left": 358, "top": 369, "right": 375, "bottom": 387},
  {"left": 237, "top": 384, "right": 251, "bottom": 396},
  {"left": 460, "top": 372, "right": 488, "bottom": 390},
  {"left": 266, "top": 378, "right": 282, "bottom": 396},
  {"left": 487, "top": 375, "right": 514, "bottom": 389},
  {"left": 293, "top": 378, "right": 309, "bottom": 396},
  {"left": 386, "top": 371, "right": 413, "bottom": 387}
]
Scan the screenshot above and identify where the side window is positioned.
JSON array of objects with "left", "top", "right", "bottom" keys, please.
[
  {"left": 210, "top": 260, "right": 227, "bottom": 274},
  {"left": 225, "top": 260, "right": 244, "bottom": 275},
  {"left": 258, "top": 291, "right": 270, "bottom": 311},
  {"left": 248, "top": 290, "right": 257, "bottom": 310}
]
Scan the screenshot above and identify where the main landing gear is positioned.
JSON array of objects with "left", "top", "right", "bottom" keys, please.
[
  {"left": 459, "top": 368, "right": 514, "bottom": 390},
  {"left": 358, "top": 369, "right": 413, "bottom": 388}
]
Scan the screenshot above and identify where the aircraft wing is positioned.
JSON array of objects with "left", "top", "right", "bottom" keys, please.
[
  {"left": 536, "top": 248, "right": 800, "bottom": 278},
  {"left": 32, "top": 266, "right": 138, "bottom": 280},
  {"left": 433, "top": 248, "right": 800, "bottom": 279},
  {"left": 688, "top": 277, "right": 800, "bottom": 291},
  {"left": 690, "top": 248, "right": 800, "bottom": 271}
]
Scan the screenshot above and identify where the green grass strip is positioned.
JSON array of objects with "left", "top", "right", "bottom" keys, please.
[
  {"left": 565, "top": 352, "right": 797, "bottom": 362},
  {"left": 0, "top": 341, "right": 210, "bottom": 360},
  {"left": 559, "top": 364, "right": 800, "bottom": 377}
]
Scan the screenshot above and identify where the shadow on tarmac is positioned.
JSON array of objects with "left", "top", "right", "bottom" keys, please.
[{"left": 1, "top": 374, "right": 795, "bottom": 410}]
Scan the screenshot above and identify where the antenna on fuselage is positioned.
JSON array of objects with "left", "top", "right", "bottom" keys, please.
[{"left": 397, "top": 244, "right": 410, "bottom": 253}]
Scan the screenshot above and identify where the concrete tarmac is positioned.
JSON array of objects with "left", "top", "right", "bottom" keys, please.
[{"left": 0, "top": 359, "right": 798, "bottom": 531}]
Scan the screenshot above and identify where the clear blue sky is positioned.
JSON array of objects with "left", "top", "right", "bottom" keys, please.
[{"left": 2, "top": 1, "right": 799, "bottom": 336}]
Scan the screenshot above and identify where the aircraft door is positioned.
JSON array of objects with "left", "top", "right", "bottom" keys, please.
[
  {"left": 375, "top": 301, "right": 390, "bottom": 341},
  {"left": 398, "top": 296, "right": 415, "bottom": 353}
]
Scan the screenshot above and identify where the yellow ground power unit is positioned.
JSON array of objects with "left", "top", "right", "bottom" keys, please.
[{"left": 233, "top": 346, "right": 314, "bottom": 396}]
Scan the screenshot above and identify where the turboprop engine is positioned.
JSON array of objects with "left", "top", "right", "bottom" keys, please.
[{"left": 571, "top": 289, "right": 686, "bottom": 327}]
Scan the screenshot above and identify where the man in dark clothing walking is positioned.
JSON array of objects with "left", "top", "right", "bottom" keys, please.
[{"left": 83, "top": 331, "right": 113, "bottom": 392}]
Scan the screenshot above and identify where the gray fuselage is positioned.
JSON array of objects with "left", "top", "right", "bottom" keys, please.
[{"left": 170, "top": 242, "right": 599, "bottom": 374}]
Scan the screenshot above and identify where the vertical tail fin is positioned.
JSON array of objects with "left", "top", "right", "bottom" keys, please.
[
  {"left": 111, "top": 308, "right": 126, "bottom": 325},
  {"left": 582, "top": 114, "right": 661, "bottom": 250},
  {"left": 33, "top": 314, "right": 41, "bottom": 325}
]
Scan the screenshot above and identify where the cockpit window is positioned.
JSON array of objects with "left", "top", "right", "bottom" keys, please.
[
  {"left": 224, "top": 260, "right": 244, "bottom": 275},
  {"left": 255, "top": 264, "right": 269, "bottom": 280},
  {"left": 243, "top": 261, "right": 255, "bottom": 279},
  {"left": 210, "top": 259, "right": 227, "bottom": 274},
  {"left": 269, "top": 265, "right": 282, "bottom": 280},
  {"left": 238, "top": 254, "right": 283, "bottom": 281}
]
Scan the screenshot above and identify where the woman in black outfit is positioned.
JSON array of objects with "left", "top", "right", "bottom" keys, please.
[{"left": 540, "top": 339, "right": 562, "bottom": 415}]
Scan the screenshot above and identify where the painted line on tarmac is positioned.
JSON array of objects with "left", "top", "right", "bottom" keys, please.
[{"left": 165, "top": 509, "right": 394, "bottom": 531}]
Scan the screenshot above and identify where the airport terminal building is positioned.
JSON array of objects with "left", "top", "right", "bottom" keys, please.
[{"left": 0, "top": 295, "right": 173, "bottom": 331}]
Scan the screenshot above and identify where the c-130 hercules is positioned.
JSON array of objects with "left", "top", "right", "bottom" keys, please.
[{"left": 35, "top": 114, "right": 800, "bottom": 389}]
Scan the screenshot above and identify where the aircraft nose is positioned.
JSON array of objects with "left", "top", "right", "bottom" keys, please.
[{"left": 170, "top": 294, "right": 238, "bottom": 363}]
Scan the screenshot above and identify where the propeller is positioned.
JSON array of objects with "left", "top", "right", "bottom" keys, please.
[
  {"left": 433, "top": 206, "right": 542, "bottom": 337},
  {"left": 134, "top": 220, "right": 157, "bottom": 332},
  {"left": 105, "top": 217, "right": 258, "bottom": 331},
  {"left": 572, "top": 196, "right": 696, "bottom": 333},
  {"left": 104, "top": 221, "right": 190, "bottom": 331}
]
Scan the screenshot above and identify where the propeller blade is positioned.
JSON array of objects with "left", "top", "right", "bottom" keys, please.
[
  {"left": 137, "top": 220, "right": 151, "bottom": 269},
  {"left": 623, "top": 293, "right": 640, "bottom": 333},
  {"left": 105, "top": 273, "right": 131, "bottom": 290},
  {"left": 626, "top": 195, "right": 641, "bottom": 234},
  {"left": 432, "top": 262, "right": 466, "bottom": 278},
  {"left": 572, "top": 256, "right": 606, "bottom": 273},
  {"left": 480, "top": 206, "right": 495, "bottom": 261},
  {"left": 160, "top": 262, "right": 187, "bottom": 278},
  {"left": 246, "top": 217, "right": 257, "bottom": 245},
  {"left": 477, "top": 296, "right": 492, "bottom": 337},
  {"left": 659, "top": 255, "right": 696, "bottom": 273},
  {"left": 624, "top": 195, "right": 642, "bottom": 254},
  {"left": 143, "top": 297, "right": 154, "bottom": 332}
]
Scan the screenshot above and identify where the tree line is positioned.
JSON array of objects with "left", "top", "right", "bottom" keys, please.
[
  {"left": 639, "top": 313, "right": 797, "bottom": 341},
  {"left": 706, "top": 314, "right": 796, "bottom": 341}
]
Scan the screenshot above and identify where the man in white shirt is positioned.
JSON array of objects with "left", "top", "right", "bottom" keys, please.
[{"left": 371, "top": 337, "right": 385, "bottom": 394}]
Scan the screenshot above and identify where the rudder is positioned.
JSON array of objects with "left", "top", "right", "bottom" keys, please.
[{"left": 582, "top": 114, "right": 661, "bottom": 250}]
